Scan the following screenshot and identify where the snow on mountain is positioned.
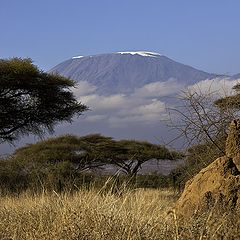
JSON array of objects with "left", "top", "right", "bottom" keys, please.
[
  {"left": 116, "top": 51, "right": 162, "bottom": 57},
  {"left": 72, "top": 55, "right": 84, "bottom": 59}
]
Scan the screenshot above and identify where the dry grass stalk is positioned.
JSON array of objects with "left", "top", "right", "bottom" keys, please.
[{"left": 0, "top": 187, "right": 239, "bottom": 239}]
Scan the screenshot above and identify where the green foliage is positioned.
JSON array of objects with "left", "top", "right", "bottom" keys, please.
[
  {"left": 171, "top": 137, "right": 226, "bottom": 190},
  {"left": 12, "top": 134, "right": 108, "bottom": 177},
  {"left": 186, "top": 137, "right": 225, "bottom": 166},
  {"left": 215, "top": 83, "right": 240, "bottom": 109},
  {"left": 13, "top": 134, "right": 181, "bottom": 176},
  {"left": 0, "top": 134, "right": 182, "bottom": 193},
  {"left": 110, "top": 139, "right": 181, "bottom": 177},
  {"left": 135, "top": 174, "right": 171, "bottom": 188},
  {"left": 118, "top": 140, "right": 175, "bottom": 160},
  {"left": 0, "top": 158, "right": 29, "bottom": 193},
  {"left": 0, "top": 58, "right": 87, "bottom": 143}
]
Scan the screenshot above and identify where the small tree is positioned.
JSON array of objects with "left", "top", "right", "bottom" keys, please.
[
  {"left": 10, "top": 134, "right": 113, "bottom": 191},
  {"left": 12, "top": 134, "right": 111, "bottom": 173},
  {"left": 0, "top": 58, "right": 87, "bottom": 143},
  {"left": 215, "top": 83, "right": 240, "bottom": 110},
  {"left": 168, "top": 83, "right": 240, "bottom": 187},
  {"left": 12, "top": 134, "right": 181, "bottom": 181},
  {"left": 108, "top": 140, "right": 181, "bottom": 179},
  {"left": 168, "top": 87, "right": 237, "bottom": 152}
]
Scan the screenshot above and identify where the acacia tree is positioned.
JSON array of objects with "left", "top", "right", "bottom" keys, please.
[
  {"left": 0, "top": 58, "right": 87, "bottom": 143},
  {"left": 107, "top": 140, "right": 181, "bottom": 178},
  {"left": 72, "top": 137, "right": 181, "bottom": 178},
  {"left": 7, "top": 134, "right": 181, "bottom": 191},
  {"left": 69, "top": 136, "right": 180, "bottom": 178},
  {"left": 12, "top": 134, "right": 111, "bottom": 173},
  {"left": 12, "top": 134, "right": 180, "bottom": 178}
]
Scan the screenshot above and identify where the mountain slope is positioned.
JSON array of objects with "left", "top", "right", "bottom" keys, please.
[{"left": 50, "top": 52, "right": 218, "bottom": 94}]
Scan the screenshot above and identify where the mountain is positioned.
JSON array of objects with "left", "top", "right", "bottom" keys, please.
[
  {"left": 46, "top": 51, "right": 234, "bottom": 148},
  {"left": 50, "top": 51, "right": 218, "bottom": 94}
]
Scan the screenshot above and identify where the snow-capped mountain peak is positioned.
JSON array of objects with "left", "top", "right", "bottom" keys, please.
[
  {"left": 51, "top": 52, "right": 216, "bottom": 95},
  {"left": 116, "top": 51, "right": 162, "bottom": 58},
  {"left": 72, "top": 55, "right": 84, "bottom": 59}
]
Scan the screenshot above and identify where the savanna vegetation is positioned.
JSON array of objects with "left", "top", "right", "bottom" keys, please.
[
  {"left": 0, "top": 187, "right": 239, "bottom": 239},
  {"left": 169, "top": 84, "right": 240, "bottom": 188},
  {"left": 0, "top": 58, "right": 239, "bottom": 239},
  {"left": 0, "top": 58, "right": 87, "bottom": 143},
  {"left": 0, "top": 133, "right": 181, "bottom": 194}
]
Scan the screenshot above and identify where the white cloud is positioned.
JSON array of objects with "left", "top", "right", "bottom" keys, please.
[
  {"left": 84, "top": 114, "right": 107, "bottom": 122},
  {"left": 186, "top": 77, "right": 240, "bottom": 97},
  {"left": 53, "top": 75, "right": 240, "bottom": 146},
  {"left": 117, "top": 100, "right": 165, "bottom": 117},
  {"left": 77, "top": 91, "right": 170, "bottom": 126},
  {"left": 73, "top": 79, "right": 184, "bottom": 126},
  {"left": 80, "top": 94, "right": 127, "bottom": 110},
  {"left": 74, "top": 78, "right": 239, "bottom": 127},
  {"left": 108, "top": 112, "right": 168, "bottom": 127},
  {"left": 109, "top": 114, "right": 152, "bottom": 125},
  {"left": 134, "top": 78, "right": 183, "bottom": 98},
  {"left": 106, "top": 100, "right": 168, "bottom": 126},
  {"left": 72, "top": 81, "right": 97, "bottom": 96},
  {"left": 133, "top": 100, "right": 166, "bottom": 115}
]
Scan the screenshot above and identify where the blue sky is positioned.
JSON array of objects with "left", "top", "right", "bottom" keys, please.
[{"left": 1, "top": 0, "right": 240, "bottom": 74}]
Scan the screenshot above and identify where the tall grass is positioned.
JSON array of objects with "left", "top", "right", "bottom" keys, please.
[
  {"left": 0, "top": 188, "right": 176, "bottom": 240},
  {"left": 0, "top": 187, "right": 239, "bottom": 239}
]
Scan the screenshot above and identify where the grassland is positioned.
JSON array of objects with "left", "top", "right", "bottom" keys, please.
[{"left": 0, "top": 187, "right": 238, "bottom": 240}]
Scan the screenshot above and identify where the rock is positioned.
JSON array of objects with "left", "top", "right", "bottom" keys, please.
[
  {"left": 175, "top": 156, "right": 240, "bottom": 218},
  {"left": 175, "top": 120, "right": 240, "bottom": 219},
  {"left": 226, "top": 119, "right": 240, "bottom": 170}
]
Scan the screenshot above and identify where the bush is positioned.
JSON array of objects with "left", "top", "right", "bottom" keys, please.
[{"left": 170, "top": 138, "right": 225, "bottom": 191}]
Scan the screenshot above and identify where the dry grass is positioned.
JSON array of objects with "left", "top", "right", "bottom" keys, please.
[
  {"left": 0, "top": 188, "right": 176, "bottom": 240},
  {"left": 0, "top": 187, "right": 239, "bottom": 240}
]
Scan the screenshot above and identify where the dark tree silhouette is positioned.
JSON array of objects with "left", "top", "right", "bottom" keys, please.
[
  {"left": 0, "top": 58, "right": 87, "bottom": 143},
  {"left": 109, "top": 139, "right": 180, "bottom": 178},
  {"left": 12, "top": 134, "right": 181, "bottom": 178}
]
